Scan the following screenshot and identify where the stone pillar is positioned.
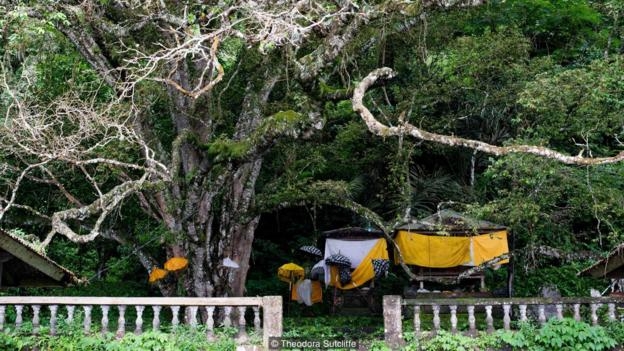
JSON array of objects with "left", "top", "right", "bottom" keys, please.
[
  {"left": 262, "top": 296, "right": 282, "bottom": 350},
  {"left": 383, "top": 295, "right": 404, "bottom": 349}
]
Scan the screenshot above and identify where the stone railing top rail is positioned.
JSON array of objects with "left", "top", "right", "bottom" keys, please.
[
  {"left": 0, "top": 296, "right": 264, "bottom": 306},
  {"left": 402, "top": 296, "right": 624, "bottom": 306}
]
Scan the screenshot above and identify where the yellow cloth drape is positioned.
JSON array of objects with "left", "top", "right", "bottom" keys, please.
[
  {"left": 394, "top": 230, "right": 509, "bottom": 267},
  {"left": 394, "top": 231, "right": 471, "bottom": 267},
  {"left": 472, "top": 231, "right": 509, "bottom": 265},
  {"left": 291, "top": 280, "right": 323, "bottom": 304},
  {"left": 329, "top": 238, "right": 388, "bottom": 290}
]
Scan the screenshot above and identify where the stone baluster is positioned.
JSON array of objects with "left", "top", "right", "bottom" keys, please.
[
  {"left": 573, "top": 304, "right": 581, "bottom": 321},
  {"left": 413, "top": 306, "right": 421, "bottom": 336},
  {"left": 152, "top": 306, "right": 161, "bottom": 331},
  {"left": 49, "top": 305, "right": 58, "bottom": 336},
  {"left": 556, "top": 304, "right": 563, "bottom": 320},
  {"left": 15, "top": 305, "right": 23, "bottom": 329},
  {"left": 503, "top": 304, "right": 511, "bottom": 331},
  {"left": 432, "top": 304, "right": 441, "bottom": 335},
  {"left": 32, "top": 305, "right": 41, "bottom": 335},
  {"left": 0, "top": 306, "right": 5, "bottom": 332},
  {"left": 66, "top": 306, "right": 75, "bottom": 325},
  {"left": 538, "top": 305, "right": 546, "bottom": 325},
  {"left": 237, "top": 306, "right": 248, "bottom": 342},
  {"left": 117, "top": 305, "right": 126, "bottom": 338},
  {"left": 519, "top": 304, "right": 528, "bottom": 322},
  {"left": 101, "top": 305, "right": 109, "bottom": 334},
  {"left": 135, "top": 306, "right": 144, "bottom": 334},
  {"left": 608, "top": 303, "right": 616, "bottom": 322},
  {"left": 206, "top": 306, "right": 215, "bottom": 340},
  {"left": 253, "top": 306, "right": 261, "bottom": 332},
  {"left": 467, "top": 305, "right": 476, "bottom": 336},
  {"left": 83, "top": 305, "right": 92, "bottom": 335},
  {"left": 450, "top": 305, "right": 458, "bottom": 334},
  {"left": 223, "top": 306, "right": 233, "bottom": 327},
  {"left": 485, "top": 305, "right": 494, "bottom": 333},
  {"left": 590, "top": 304, "right": 599, "bottom": 326},
  {"left": 184, "top": 307, "right": 191, "bottom": 325},
  {"left": 188, "top": 306, "right": 198, "bottom": 328},
  {"left": 171, "top": 306, "right": 180, "bottom": 328}
]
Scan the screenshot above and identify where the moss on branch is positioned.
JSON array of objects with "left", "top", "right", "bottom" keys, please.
[{"left": 203, "top": 110, "right": 307, "bottom": 162}]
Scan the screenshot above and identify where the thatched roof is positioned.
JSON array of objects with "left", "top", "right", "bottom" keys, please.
[
  {"left": 0, "top": 228, "right": 81, "bottom": 288},
  {"left": 395, "top": 209, "right": 506, "bottom": 234}
]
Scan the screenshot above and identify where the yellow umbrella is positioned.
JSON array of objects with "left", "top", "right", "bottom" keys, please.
[
  {"left": 277, "top": 263, "right": 305, "bottom": 283},
  {"left": 148, "top": 267, "right": 168, "bottom": 283},
  {"left": 164, "top": 257, "right": 189, "bottom": 272}
]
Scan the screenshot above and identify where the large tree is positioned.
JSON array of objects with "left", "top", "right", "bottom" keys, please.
[{"left": 1, "top": 0, "right": 485, "bottom": 296}]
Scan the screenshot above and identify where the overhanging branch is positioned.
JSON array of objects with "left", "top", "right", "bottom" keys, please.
[
  {"left": 41, "top": 174, "right": 150, "bottom": 247},
  {"left": 352, "top": 67, "right": 624, "bottom": 166}
]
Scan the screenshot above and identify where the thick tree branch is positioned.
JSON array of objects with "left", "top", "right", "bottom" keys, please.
[
  {"left": 353, "top": 67, "right": 624, "bottom": 166},
  {"left": 41, "top": 174, "right": 150, "bottom": 247},
  {"left": 59, "top": 26, "right": 119, "bottom": 88},
  {"left": 94, "top": 12, "right": 187, "bottom": 37},
  {"left": 456, "top": 253, "right": 509, "bottom": 282},
  {"left": 530, "top": 245, "right": 599, "bottom": 262}
]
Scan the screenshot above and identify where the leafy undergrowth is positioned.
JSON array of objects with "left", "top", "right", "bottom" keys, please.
[
  {"left": 380, "top": 318, "right": 621, "bottom": 351},
  {"left": 4, "top": 317, "right": 624, "bottom": 350},
  {"left": 283, "top": 315, "right": 385, "bottom": 349},
  {"left": 284, "top": 315, "right": 384, "bottom": 340},
  {"left": 0, "top": 323, "right": 248, "bottom": 351}
]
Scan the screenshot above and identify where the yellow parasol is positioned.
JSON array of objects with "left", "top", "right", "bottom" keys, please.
[
  {"left": 277, "top": 263, "right": 305, "bottom": 283},
  {"left": 148, "top": 267, "right": 168, "bottom": 283},
  {"left": 164, "top": 257, "right": 189, "bottom": 272}
]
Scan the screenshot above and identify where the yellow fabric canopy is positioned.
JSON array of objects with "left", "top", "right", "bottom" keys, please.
[
  {"left": 277, "top": 263, "right": 305, "bottom": 283},
  {"left": 472, "top": 231, "right": 509, "bottom": 265},
  {"left": 329, "top": 238, "right": 388, "bottom": 290},
  {"left": 394, "top": 230, "right": 509, "bottom": 268}
]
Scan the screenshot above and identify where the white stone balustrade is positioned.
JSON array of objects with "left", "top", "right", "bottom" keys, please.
[
  {"left": 0, "top": 296, "right": 282, "bottom": 349},
  {"left": 383, "top": 295, "right": 624, "bottom": 348}
]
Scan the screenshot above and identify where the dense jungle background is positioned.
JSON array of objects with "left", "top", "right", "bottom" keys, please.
[{"left": 1, "top": 0, "right": 624, "bottom": 305}]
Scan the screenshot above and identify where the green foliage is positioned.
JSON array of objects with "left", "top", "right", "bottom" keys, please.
[
  {"left": 420, "top": 330, "right": 502, "bottom": 351},
  {"left": 429, "top": 0, "right": 604, "bottom": 60},
  {"left": 369, "top": 340, "right": 393, "bottom": 351},
  {"left": 283, "top": 315, "right": 383, "bottom": 341},
  {"left": 205, "top": 135, "right": 251, "bottom": 162},
  {"left": 518, "top": 58, "right": 624, "bottom": 152},
  {"left": 513, "top": 264, "right": 606, "bottom": 297},
  {"left": 0, "top": 325, "right": 239, "bottom": 351},
  {"left": 397, "top": 321, "right": 618, "bottom": 351},
  {"left": 500, "top": 319, "right": 616, "bottom": 351},
  {"left": 474, "top": 154, "right": 624, "bottom": 276},
  {"left": 604, "top": 320, "right": 624, "bottom": 346}
]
